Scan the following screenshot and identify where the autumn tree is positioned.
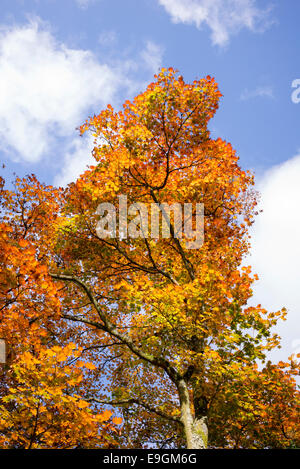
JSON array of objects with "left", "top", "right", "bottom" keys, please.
[
  {"left": 0, "top": 175, "right": 120, "bottom": 448},
  {"left": 1, "top": 69, "right": 299, "bottom": 449}
]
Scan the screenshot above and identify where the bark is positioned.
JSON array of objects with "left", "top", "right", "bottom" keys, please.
[{"left": 177, "top": 379, "right": 208, "bottom": 449}]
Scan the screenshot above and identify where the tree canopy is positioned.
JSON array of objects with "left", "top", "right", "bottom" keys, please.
[{"left": 0, "top": 68, "right": 299, "bottom": 449}]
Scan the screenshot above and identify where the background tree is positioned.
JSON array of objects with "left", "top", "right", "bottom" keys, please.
[{"left": 0, "top": 175, "right": 120, "bottom": 448}]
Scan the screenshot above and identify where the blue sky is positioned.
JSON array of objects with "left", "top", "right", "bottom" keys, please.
[{"left": 0, "top": 0, "right": 299, "bottom": 364}]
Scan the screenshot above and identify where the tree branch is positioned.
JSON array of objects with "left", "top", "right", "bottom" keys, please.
[
  {"left": 87, "top": 397, "right": 182, "bottom": 425},
  {"left": 50, "top": 272, "right": 182, "bottom": 384}
]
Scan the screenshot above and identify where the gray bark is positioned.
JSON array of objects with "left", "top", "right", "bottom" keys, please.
[{"left": 177, "top": 379, "right": 208, "bottom": 449}]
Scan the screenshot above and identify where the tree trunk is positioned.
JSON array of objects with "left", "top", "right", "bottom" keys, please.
[{"left": 177, "top": 379, "right": 208, "bottom": 449}]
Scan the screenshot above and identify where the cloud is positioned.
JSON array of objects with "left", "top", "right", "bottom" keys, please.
[
  {"left": 158, "top": 0, "right": 274, "bottom": 46},
  {"left": 247, "top": 154, "right": 300, "bottom": 363},
  {"left": 54, "top": 134, "right": 95, "bottom": 187},
  {"left": 240, "top": 85, "right": 274, "bottom": 101},
  {"left": 140, "top": 41, "right": 164, "bottom": 75},
  {"left": 0, "top": 19, "right": 121, "bottom": 162},
  {"left": 0, "top": 19, "right": 163, "bottom": 176}
]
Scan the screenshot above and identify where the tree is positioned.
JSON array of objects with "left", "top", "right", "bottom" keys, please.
[
  {"left": 0, "top": 68, "right": 299, "bottom": 449},
  {"left": 0, "top": 175, "right": 120, "bottom": 448}
]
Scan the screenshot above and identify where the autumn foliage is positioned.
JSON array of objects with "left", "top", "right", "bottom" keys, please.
[{"left": 0, "top": 69, "right": 299, "bottom": 449}]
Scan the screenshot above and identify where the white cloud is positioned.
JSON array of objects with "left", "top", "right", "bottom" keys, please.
[
  {"left": 0, "top": 19, "right": 121, "bottom": 162},
  {"left": 140, "top": 41, "right": 164, "bottom": 74},
  {"left": 54, "top": 134, "right": 95, "bottom": 187},
  {"left": 158, "top": 0, "right": 273, "bottom": 46},
  {"left": 240, "top": 85, "right": 274, "bottom": 101},
  {"left": 0, "top": 19, "right": 163, "bottom": 175},
  {"left": 247, "top": 154, "right": 300, "bottom": 363}
]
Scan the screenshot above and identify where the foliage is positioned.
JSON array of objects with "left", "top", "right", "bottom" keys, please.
[{"left": 0, "top": 69, "right": 299, "bottom": 448}]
